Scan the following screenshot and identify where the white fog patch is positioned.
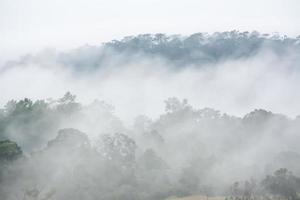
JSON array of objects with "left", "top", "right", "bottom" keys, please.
[{"left": 1, "top": 47, "right": 300, "bottom": 124}]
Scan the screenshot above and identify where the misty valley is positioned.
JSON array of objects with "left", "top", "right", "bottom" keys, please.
[{"left": 1, "top": 32, "right": 300, "bottom": 200}]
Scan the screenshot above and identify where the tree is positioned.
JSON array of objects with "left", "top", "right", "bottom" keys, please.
[
  {"left": 98, "top": 133, "right": 137, "bottom": 165},
  {"left": 164, "top": 97, "right": 190, "bottom": 113},
  {"left": 55, "top": 92, "right": 81, "bottom": 114},
  {"left": 0, "top": 140, "right": 22, "bottom": 182},
  {"left": 0, "top": 140, "right": 22, "bottom": 162},
  {"left": 261, "top": 168, "right": 300, "bottom": 200},
  {"left": 137, "top": 148, "right": 168, "bottom": 170},
  {"left": 47, "top": 128, "right": 90, "bottom": 149}
]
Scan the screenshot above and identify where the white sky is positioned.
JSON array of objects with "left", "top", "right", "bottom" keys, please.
[{"left": 0, "top": 0, "right": 300, "bottom": 63}]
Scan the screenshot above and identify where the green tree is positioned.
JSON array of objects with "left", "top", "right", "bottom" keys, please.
[
  {"left": 262, "top": 168, "right": 300, "bottom": 200},
  {"left": 0, "top": 140, "right": 22, "bottom": 162}
]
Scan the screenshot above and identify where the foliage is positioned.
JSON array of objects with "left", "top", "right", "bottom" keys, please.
[
  {"left": 0, "top": 140, "right": 22, "bottom": 161},
  {"left": 0, "top": 95, "right": 300, "bottom": 200},
  {"left": 261, "top": 168, "right": 300, "bottom": 200}
]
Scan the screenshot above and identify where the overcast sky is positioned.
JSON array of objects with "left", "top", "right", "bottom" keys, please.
[{"left": 1, "top": 0, "right": 300, "bottom": 63}]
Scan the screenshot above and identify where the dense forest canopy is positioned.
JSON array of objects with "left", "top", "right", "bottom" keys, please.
[
  {"left": 4, "top": 31, "right": 300, "bottom": 72},
  {"left": 0, "top": 93, "right": 300, "bottom": 200}
]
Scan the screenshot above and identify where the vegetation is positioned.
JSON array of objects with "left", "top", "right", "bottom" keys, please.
[
  {"left": 0, "top": 140, "right": 22, "bottom": 161},
  {"left": 8, "top": 31, "right": 300, "bottom": 72},
  {"left": 0, "top": 93, "right": 300, "bottom": 200}
]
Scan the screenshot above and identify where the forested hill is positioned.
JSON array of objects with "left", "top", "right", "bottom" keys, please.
[
  {"left": 5, "top": 31, "right": 300, "bottom": 71},
  {"left": 104, "top": 31, "right": 300, "bottom": 65}
]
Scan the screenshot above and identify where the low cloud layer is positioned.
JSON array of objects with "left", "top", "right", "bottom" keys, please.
[{"left": 1, "top": 32, "right": 300, "bottom": 123}]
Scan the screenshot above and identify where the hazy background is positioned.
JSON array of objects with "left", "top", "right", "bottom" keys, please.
[{"left": 1, "top": 0, "right": 300, "bottom": 64}]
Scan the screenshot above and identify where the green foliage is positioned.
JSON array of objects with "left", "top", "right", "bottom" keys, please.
[
  {"left": 0, "top": 140, "right": 22, "bottom": 161},
  {"left": 0, "top": 92, "right": 83, "bottom": 152},
  {"left": 261, "top": 168, "right": 300, "bottom": 200},
  {"left": 1, "top": 94, "right": 300, "bottom": 200},
  {"left": 55, "top": 92, "right": 81, "bottom": 114}
]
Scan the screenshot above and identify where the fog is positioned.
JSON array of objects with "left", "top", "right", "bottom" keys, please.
[
  {"left": 1, "top": 32, "right": 300, "bottom": 200},
  {"left": 1, "top": 32, "right": 300, "bottom": 122}
]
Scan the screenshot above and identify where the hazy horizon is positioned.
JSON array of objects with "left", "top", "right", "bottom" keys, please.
[{"left": 1, "top": 0, "right": 300, "bottom": 64}]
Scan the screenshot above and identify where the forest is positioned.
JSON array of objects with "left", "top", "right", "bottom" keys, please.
[{"left": 0, "top": 92, "right": 300, "bottom": 200}]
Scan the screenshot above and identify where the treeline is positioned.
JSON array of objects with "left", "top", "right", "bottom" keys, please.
[
  {"left": 104, "top": 31, "right": 300, "bottom": 66},
  {"left": 6, "top": 31, "right": 300, "bottom": 71}
]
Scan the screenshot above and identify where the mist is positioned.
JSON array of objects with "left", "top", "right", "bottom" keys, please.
[
  {"left": 1, "top": 32, "right": 300, "bottom": 122},
  {"left": 1, "top": 32, "right": 300, "bottom": 200}
]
